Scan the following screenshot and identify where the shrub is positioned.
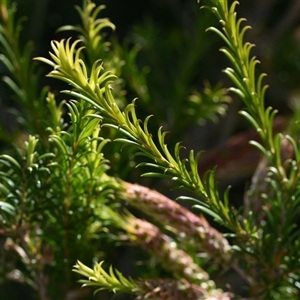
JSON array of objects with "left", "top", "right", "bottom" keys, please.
[{"left": 1, "top": 0, "right": 300, "bottom": 299}]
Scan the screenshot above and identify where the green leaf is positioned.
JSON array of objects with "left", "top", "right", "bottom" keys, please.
[
  {"left": 0, "top": 201, "right": 15, "bottom": 216},
  {"left": 72, "top": 260, "right": 138, "bottom": 295},
  {"left": 0, "top": 154, "right": 21, "bottom": 170},
  {"left": 193, "top": 204, "right": 223, "bottom": 223}
]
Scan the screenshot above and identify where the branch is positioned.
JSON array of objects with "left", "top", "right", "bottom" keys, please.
[
  {"left": 119, "top": 181, "right": 232, "bottom": 264},
  {"left": 99, "top": 206, "right": 210, "bottom": 284}
]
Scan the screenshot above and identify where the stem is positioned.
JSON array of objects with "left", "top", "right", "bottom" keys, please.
[{"left": 119, "top": 181, "right": 232, "bottom": 264}]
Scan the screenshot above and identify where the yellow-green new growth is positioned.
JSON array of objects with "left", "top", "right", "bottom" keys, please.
[
  {"left": 73, "top": 260, "right": 138, "bottom": 294},
  {"left": 58, "top": 0, "right": 115, "bottom": 65},
  {"left": 200, "top": 0, "right": 294, "bottom": 186},
  {"left": 35, "top": 36, "right": 245, "bottom": 233}
]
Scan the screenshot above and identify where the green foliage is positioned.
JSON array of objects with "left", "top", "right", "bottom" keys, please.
[
  {"left": 36, "top": 35, "right": 242, "bottom": 234},
  {"left": 0, "top": 0, "right": 49, "bottom": 139},
  {"left": 1, "top": 0, "right": 300, "bottom": 299},
  {"left": 73, "top": 260, "right": 138, "bottom": 294}
]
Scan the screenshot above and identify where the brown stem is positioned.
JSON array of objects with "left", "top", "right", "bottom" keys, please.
[
  {"left": 119, "top": 181, "right": 231, "bottom": 264},
  {"left": 125, "top": 216, "right": 209, "bottom": 284},
  {"left": 137, "top": 278, "right": 232, "bottom": 300}
]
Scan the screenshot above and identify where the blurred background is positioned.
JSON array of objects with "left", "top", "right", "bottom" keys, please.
[
  {"left": 1, "top": 0, "right": 300, "bottom": 299},
  {"left": 4, "top": 0, "right": 300, "bottom": 154}
]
